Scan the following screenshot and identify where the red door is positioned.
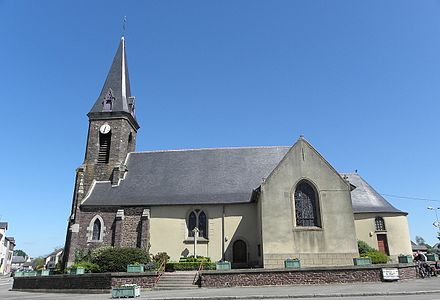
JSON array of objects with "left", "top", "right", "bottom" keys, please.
[{"left": 377, "top": 234, "right": 390, "bottom": 255}]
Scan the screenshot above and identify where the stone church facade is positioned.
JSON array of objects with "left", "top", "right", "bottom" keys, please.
[{"left": 63, "top": 37, "right": 412, "bottom": 268}]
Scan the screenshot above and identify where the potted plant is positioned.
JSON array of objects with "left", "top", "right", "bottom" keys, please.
[
  {"left": 353, "top": 257, "right": 372, "bottom": 265},
  {"left": 127, "top": 263, "right": 144, "bottom": 273},
  {"left": 284, "top": 258, "right": 301, "bottom": 269},
  {"left": 426, "top": 253, "right": 439, "bottom": 261},
  {"left": 216, "top": 260, "right": 231, "bottom": 270},
  {"left": 398, "top": 254, "right": 413, "bottom": 264},
  {"left": 111, "top": 284, "right": 140, "bottom": 298},
  {"left": 69, "top": 267, "right": 85, "bottom": 275}
]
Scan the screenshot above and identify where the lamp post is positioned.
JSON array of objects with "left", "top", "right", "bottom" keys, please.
[{"left": 427, "top": 207, "right": 440, "bottom": 241}]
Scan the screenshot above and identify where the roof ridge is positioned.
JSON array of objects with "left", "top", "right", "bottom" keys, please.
[{"left": 131, "top": 146, "right": 290, "bottom": 154}]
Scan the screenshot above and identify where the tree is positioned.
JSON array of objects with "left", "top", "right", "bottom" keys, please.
[
  {"left": 13, "top": 249, "right": 27, "bottom": 257},
  {"left": 32, "top": 257, "right": 45, "bottom": 270}
]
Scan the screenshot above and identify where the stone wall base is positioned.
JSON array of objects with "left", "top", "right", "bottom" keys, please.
[
  {"left": 200, "top": 264, "right": 417, "bottom": 287},
  {"left": 264, "top": 252, "right": 357, "bottom": 268},
  {"left": 12, "top": 272, "right": 157, "bottom": 292}
]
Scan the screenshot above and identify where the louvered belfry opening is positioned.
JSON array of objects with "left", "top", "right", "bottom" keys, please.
[{"left": 98, "top": 132, "right": 111, "bottom": 164}]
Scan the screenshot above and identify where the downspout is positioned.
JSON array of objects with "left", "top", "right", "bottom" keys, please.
[{"left": 222, "top": 205, "right": 225, "bottom": 261}]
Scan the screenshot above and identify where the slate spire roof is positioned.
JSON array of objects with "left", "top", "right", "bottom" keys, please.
[{"left": 88, "top": 37, "right": 137, "bottom": 126}]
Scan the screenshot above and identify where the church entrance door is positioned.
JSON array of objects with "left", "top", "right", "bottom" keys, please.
[
  {"left": 377, "top": 234, "right": 389, "bottom": 255},
  {"left": 233, "top": 240, "right": 247, "bottom": 267}
]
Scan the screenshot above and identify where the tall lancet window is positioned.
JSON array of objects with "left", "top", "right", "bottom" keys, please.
[
  {"left": 294, "top": 180, "right": 321, "bottom": 227},
  {"left": 102, "top": 90, "right": 115, "bottom": 112},
  {"left": 187, "top": 209, "right": 208, "bottom": 239},
  {"left": 92, "top": 219, "right": 101, "bottom": 241}
]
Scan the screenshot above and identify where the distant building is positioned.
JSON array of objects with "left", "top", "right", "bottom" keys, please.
[
  {"left": 0, "top": 223, "right": 15, "bottom": 275},
  {"left": 63, "top": 37, "right": 412, "bottom": 268},
  {"left": 11, "top": 255, "right": 32, "bottom": 271},
  {"left": 45, "top": 248, "right": 63, "bottom": 270}
]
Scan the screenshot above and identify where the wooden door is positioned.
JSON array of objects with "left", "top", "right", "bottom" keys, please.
[
  {"left": 377, "top": 234, "right": 390, "bottom": 255},
  {"left": 233, "top": 240, "right": 247, "bottom": 264}
]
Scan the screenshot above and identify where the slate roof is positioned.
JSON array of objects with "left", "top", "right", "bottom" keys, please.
[
  {"left": 0, "top": 222, "right": 8, "bottom": 229},
  {"left": 89, "top": 37, "right": 134, "bottom": 117},
  {"left": 12, "top": 256, "right": 26, "bottom": 264},
  {"left": 343, "top": 173, "right": 403, "bottom": 214},
  {"left": 83, "top": 146, "right": 290, "bottom": 206},
  {"left": 82, "top": 146, "right": 404, "bottom": 215}
]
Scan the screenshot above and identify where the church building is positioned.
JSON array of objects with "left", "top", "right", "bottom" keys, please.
[{"left": 63, "top": 37, "right": 412, "bottom": 268}]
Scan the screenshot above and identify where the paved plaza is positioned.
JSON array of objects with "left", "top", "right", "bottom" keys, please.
[{"left": 3, "top": 275, "right": 440, "bottom": 299}]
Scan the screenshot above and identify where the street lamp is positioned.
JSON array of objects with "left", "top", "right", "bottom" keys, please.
[{"left": 427, "top": 207, "right": 440, "bottom": 241}]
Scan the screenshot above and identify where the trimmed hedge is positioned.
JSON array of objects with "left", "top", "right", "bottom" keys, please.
[
  {"left": 179, "top": 256, "right": 211, "bottom": 263},
  {"left": 91, "top": 247, "right": 151, "bottom": 273},
  {"left": 166, "top": 262, "right": 216, "bottom": 271},
  {"left": 363, "top": 251, "right": 389, "bottom": 264}
]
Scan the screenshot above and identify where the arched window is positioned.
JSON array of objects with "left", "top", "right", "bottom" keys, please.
[
  {"left": 187, "top": 210, "right": 208, "bottom": 239},
  {"left": 92, "top": 219, "right": 101, "bottom": 240},
  {"left": 375, "top": 217, "right": 386, "bottom": 231},
  {"left": 88, "top": 215, "right": 105, "bottom": 242},
  {"left": 294, "top": 180, "right": 320, "bottom": 227}
]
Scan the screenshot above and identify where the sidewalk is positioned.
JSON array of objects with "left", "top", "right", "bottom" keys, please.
[{"left": 140, "top": 277, "right": 440, "bottom": 299}]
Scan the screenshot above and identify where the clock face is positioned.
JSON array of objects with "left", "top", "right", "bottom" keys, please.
[{"left": 99, "top": 124, "right": 111, "bottom": 134}]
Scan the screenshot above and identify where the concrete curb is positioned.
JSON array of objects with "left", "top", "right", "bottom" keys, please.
[{"left": 141, "top": 290, "right": 440, "bottom": 299}]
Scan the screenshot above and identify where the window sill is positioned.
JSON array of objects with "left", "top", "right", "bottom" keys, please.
[
  {"left": 375, "top": 230, "right": 387, "bottom": 233},
  {"left": 87, "top": 240, "right": 103, "bottom": 243},
  {"left": 293, "top": 226, "right": 323, "bottom": 232},
  {"left": 183, "top": 237, "right": 209, "bottom": 244}
]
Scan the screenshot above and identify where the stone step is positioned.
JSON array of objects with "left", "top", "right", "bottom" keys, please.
[{"left": 154, "top": 272, "right": 199, "bottom": 291}]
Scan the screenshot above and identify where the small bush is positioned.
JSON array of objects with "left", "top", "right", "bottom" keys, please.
[
  {"left": 166, "top": 262, "right": 216, "bottom": 271},
  {"left": 358, "top": 240, "right": 375, "bottom": 255},
  {"left": 91, "top": 247, "right": 150, "bottom": 273},
  {"left": 362, "top": 251, "right": 390, "bottom": 264},
  {"left": 144, "top": 262, "right": 156, "bottom": 271},
  {"left": 153, "top": 252, "right": 170, "bottom": 266}
]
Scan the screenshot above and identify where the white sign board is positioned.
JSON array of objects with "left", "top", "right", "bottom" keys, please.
[{"left": 382, "top": 268, "right": 399, "bottom": 281}]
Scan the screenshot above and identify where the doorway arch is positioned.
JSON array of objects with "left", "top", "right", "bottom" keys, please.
[{"left": 232, "top": 239, "right": 247, "bottom": 265}]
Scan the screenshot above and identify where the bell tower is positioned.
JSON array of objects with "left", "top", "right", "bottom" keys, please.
[{"left": 63, "top": 36, "right": 140, "bottom": 267}]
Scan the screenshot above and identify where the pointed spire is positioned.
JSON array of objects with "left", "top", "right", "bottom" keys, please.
[{"left": 88, "top": 37, "right": 137, "bottom": 127}]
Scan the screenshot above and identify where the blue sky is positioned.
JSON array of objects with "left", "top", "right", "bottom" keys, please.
[{"left": 1, "top": 0, "right": 439, "bottom": 257}]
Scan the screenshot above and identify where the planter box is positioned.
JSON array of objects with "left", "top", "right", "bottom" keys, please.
[
  {"left": 216, "top": 261, "right": 231, "bottom": 270},
  {"left": 284, "top": 259, "right": 301, "bottom": 269},
  {"left": 23, "top": 271, "right": 38, "bottom": 277},
  {"left": 14, "top": 271, "right": 24, "bottom": 277},
  {"left": 426, "top": 253, "right": 439, "bottom": 261},
  {"left": 40, "top": 270, "right": 51, "bottom": 276},
  {"left": 112, "top": 285, "right": 140, "bottom": 298},
  {"left": 398, "top": 255, "right": 413, "bottom": 264},
  {"left": 69, "top": 267, "right": 85, "bottom": 275},
  {"left": 353, "top": 257, "right": 372, "bottom": 266},
  {"left": 127, "top": 264, "right": 144, "bottom": 273}
]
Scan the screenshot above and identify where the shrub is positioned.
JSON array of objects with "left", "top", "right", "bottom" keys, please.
[
  {"left": 358, "top": 240, "right": 375, "bottom": 255},
  {"left": 362, "top": 251, "right": 390, "bottom": 264},
  {"left": 179, "top": 256, "right": 211, "bottom": 263},
  {"left": 71, "top": 261, "right": 101, "bottom": 273},
  {"left": 166, "top": 262, "right": 216, "bottom": 271},
  {"left": 91, "top": 247, "right": 150, "bottom": 273},
  {"left": 144, "top": 262, "right": 156, "bottom": 271},
  {"left": 75, "top": 249, "right": 93, "bottom": 263},
  {"left": 153, "top": 252, "right": 170, "bottom": 267}
]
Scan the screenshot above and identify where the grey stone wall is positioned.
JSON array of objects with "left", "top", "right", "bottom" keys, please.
[
  {"left": 12, "top": 272, "right": 157, "bottom": 291},
  {"left": 200, "top": 264, "right": 417, "bottom": 287}
]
